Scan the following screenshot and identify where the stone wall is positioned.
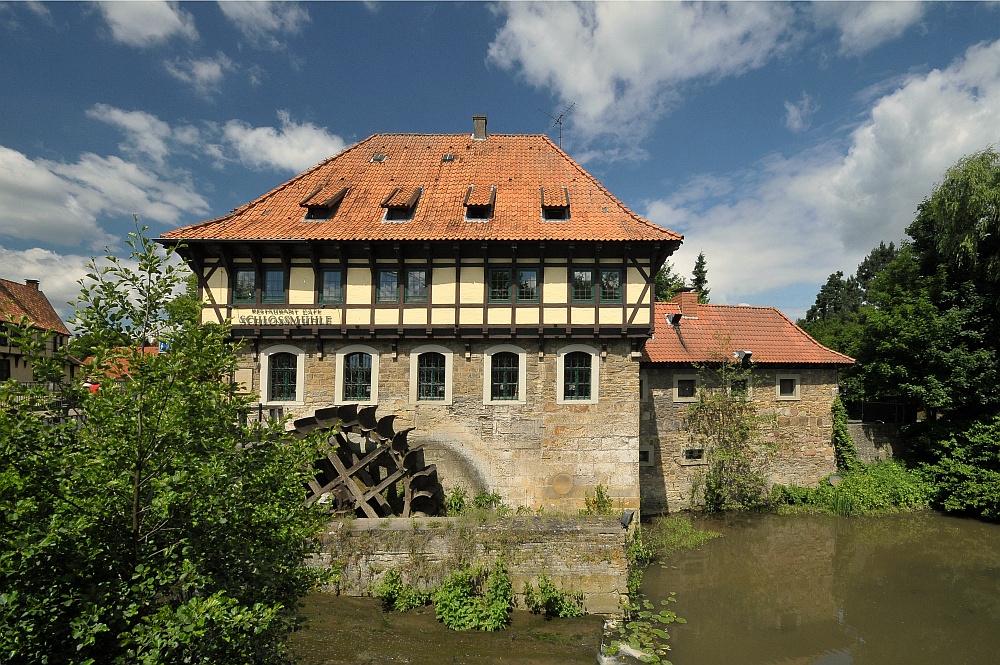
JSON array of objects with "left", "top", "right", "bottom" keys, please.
[
  {"left": 848, "top": 422, "right": 902, "bottom": 463},
  {"left": 638, "top": 365, "right": 839, "bottom": 514},
  {"left": 310, "top": 515, "right": 628, "bottom": 615},
  {"left": 239, "top": 338, "right": 642, "bottom": 513}
]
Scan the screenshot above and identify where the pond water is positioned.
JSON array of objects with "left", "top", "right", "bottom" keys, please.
[
  {"left": 645, "top": 512, "right": 1000, "bottom": 665},
  {"left": 292, "top": 511, "right": 1000, "bottom": 665}
]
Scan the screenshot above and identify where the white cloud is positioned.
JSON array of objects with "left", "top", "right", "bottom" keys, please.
[
  {"left": 217, "top": 0, "right": 309, "bottom": 49},
  {"left": 645, "top": 39, "right": 1000, "bottom": 315},
  {"left": 221, "top": 111, "right": 346, "bottom": 172},
  {"left": 165, "top": 52, "right": 235, "bottom": 96},
  {"left": 0, "top": 246, "right": 93, "bottom": 324},
  {"left": 489, "top": 2, "right": 798, "bottom": 153},
  {"left": 784, "top": 92, "right": 819, "bottom": 133},
  {"left": 811, "top": 1, "right": 926, "bottom": 56},
  {"left": 97, "top": 0, "right": 198, "bottom": 47}
]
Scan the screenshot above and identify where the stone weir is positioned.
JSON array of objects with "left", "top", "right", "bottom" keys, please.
[{"left": 311, "top": 515, "right": 629, "bottom": 615}]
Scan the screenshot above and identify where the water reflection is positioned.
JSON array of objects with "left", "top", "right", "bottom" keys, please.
[{"left": 643, "top": 512, "right": 1000, "bottom": 665}]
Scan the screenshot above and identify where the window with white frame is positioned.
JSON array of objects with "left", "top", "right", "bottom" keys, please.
[
  {"left": 776, "top": 374, "right": 801, "bottom": 400},
  {"left": 673, "top": 374, "right": 699, "bottom": 403},
  {"left": 260, "top": 345, "right": 305, "bottom": 406},
  {"left": 556, "top": 344, "right": 600, "bottom": 404},
  {"left": 483, "top": 344, "right": 527, "bottom": 404},
  {"left": 409, "top": 345, "right": 453, "bottom": 405},
  {"left": 335, "top": 345, "right": 380, "bottom": 404}
]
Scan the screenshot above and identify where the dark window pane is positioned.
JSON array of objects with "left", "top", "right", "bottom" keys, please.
[
  {"left": 489, "top": 268, "right": 511, "bottom": 302},
  {"left": 600, "top": 269, "right": 622, "bottom": 302},
  {"left": 572, "top": 270, "right": 594, "bottom": 301},
  {"left": 269, "top": 352, "right": 296, "bottom": 401},
  {"left": 343, "top": 352, "right": 372, "bottom": 401},
  {"left": 684, "top": 448, "right": 704, "bottom": 461},
  {"left": 234, "top": 269, "right": 255, "bottom": 303},
  {"left": 466, "top": 205, "right": 492, "bottom": 220},
  {"left": 517, "top": 269, "right": 538, "bottom": 302},
  {"left": 262, "top": 269, "right": 285, "bottom": 304},
  {"left": 377, "top": 270, "right": 398, "bottom": 303},
  {"left": 491, "top": 352, "right": 519, "bottom": 400},
  {"left": 0, "top": 358, "right": 10, "bottom": 382},
  {"left": 406, "top": 270, "right": 428, "bottom": 303},
  {"left": 542, "top": 206, "right": 569, "bottom": 220},
  {"left": 417, "top": 352, "right": 446, "bottom": 400},
  {"left": 677, "top": 379, "right": 696, "bottom": 398},
  {"left": 320, "top": 270, "right": 343, "bottom": 303},
  {"left": 563, "top": 351, "right": 591, "bottom": 400},
  {"left": 779, "top": 378, "right": 797, "bottom": 397}
]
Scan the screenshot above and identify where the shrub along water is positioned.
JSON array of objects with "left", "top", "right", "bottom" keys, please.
[{"left": 771, "top": 461, "right": 931, "bottom": 516}]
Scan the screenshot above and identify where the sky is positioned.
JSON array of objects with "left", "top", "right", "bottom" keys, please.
[{"left": 2, "top": 1, "right": 1000, "bottom": 325}]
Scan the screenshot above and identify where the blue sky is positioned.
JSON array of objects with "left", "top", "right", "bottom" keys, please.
[{"left": 2, "top": 1, "right": 1000, "bottom": 324}]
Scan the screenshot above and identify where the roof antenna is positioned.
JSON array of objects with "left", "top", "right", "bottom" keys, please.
[{"left": 540, "top": 102, "right": 575, "bottom": 148}]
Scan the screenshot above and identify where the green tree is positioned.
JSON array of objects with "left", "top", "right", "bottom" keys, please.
[
  {"left": 0, "top": 229, "right": 328, "bottom": 664},
  {"left": 691, "top": 252, "right": 710, "bottom": 303},
  {"left": 654, "top": 261, "right": 687, "bottom": 301}
]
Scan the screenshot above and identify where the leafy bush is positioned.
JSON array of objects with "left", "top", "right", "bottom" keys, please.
[
  {"left": 919, "top": 413, "right": 1000, "bottom": 519},
  {"left": 580, "top": 483, "right": 615, "bottom": 515},
  {"left": 431, "top": 560, "right": 513, "bottom": 631},
  {"left": 522, "top": 575, "right": 584, "bottom": 618},
  {"left": 771, "top": 461, "right": 931, "bottom": 515},
  {"left": 444, "top": 486, "right": 467, "bottom": 516},
  {"left": 372, "top": 568, "right": 431, "bottom": 612}
]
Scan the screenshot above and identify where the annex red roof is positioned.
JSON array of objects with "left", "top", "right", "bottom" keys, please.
[
  {"left": 0, "top": 278, "right": 71, "bottom": 336},
  {"left": 161, "top": 131, "right": 682, "bottom": 245},
  {"left": 642, "top": 292, "right": 854, "bottom": 366}
]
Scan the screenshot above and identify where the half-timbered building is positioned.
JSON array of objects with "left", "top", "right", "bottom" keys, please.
[{"left": 159, "top": 116, "right": 682, "bottom": 511}]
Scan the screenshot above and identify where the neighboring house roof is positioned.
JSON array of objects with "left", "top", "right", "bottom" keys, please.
[
  {"left": 0, "top": 278, "right": 71, "bottom": 336},
  {"left": 642, "top": 291, "right": 854, "bottom": 366},
  {"left": 161, "top": 128, "right": 682, "bottom": 245}
]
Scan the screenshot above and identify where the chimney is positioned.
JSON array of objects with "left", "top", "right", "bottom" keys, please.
[
  {"left": 472, "top": 114, "right": 488, "bottom": 140},
  {"left": 674, "top": 289, "right": 699, "bottom": 319},
  {"left": 25, "top": 279, "right": 39, "bottom": 290}
]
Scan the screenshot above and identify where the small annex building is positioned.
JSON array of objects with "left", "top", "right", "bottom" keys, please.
[
  {"left": 0, "top": 278, "right": 73, "bottom": 384},
  {"left": 639, "top": 290, "right": 854, "bottom": 514}
]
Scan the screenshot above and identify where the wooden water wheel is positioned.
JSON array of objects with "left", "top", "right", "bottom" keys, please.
[{"left": 291, "top": 404, "right": 445, "bottom": 518}]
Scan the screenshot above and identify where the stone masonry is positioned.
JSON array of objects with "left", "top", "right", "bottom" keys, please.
[
  {"left": 240, "top": 339, "right": 641, "bottom": 513},
  {"left": 639, "top": 366, "right": 839, "bottom": 514}
]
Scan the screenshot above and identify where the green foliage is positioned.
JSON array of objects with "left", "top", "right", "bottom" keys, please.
[
  {"left": 605, "top": 596, "right": 685, "bottom": 664},
  {"left": 444, "top": 486, "right": 467, "bottom": 516},
  {"left": 580, "top": 483, "right": 615, "bottom": 515},
  {"left": 0, "top": 229, "right": 328, "bottom": 664},
  {"left": 691, "top": 251, "right": 710, "bottom": 303},
  {"left": 644, "top": 516, "right": 722, "bottom": 559},
  {"left": 431, "top": 560, "right": 513, "bottom": 631},
  {"left": 471, "top": 490, "right": 512, "bottom": 516},
  {"left": 688, "top": 362, "right": 780, "bottom": 512},
  {"left": 654, "top": 262, "right": 686, "bottom": 302},
  {"left": 372, "top": 568, "right": 431, "bottom": 612},
  {"left": 771, "top": 461, "right": 931, "bottom": 516},
  {"left": 831, "top": 397, "right": 861, "bottom": 472},
  {"left": 918, "top": 413, "right": 1000, "bottom": 519},
  {"left": 522, "top": 575, "right": 584, "bottom": 618}
]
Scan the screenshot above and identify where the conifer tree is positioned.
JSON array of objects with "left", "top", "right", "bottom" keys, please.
[{"left": 691, "top": 251, "right": 710, "bottom": 303}]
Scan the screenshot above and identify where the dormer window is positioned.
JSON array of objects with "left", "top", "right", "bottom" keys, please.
[
  {"left": 464, "top": 184, "right": 495, "bottom": 222},
  {"left": 371, "top": 153, "right": 387, "bottom": 163},
  {"left": 300, "top": 186, "right": 347, "bottom": 221},
  {"left": 381, "top": 186, "right": 422, "bottom": 222},
  {"left": 540, "top": 186, "right": 570, "bottom": 221}
]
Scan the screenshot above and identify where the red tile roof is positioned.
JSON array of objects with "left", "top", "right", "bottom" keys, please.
[
  {"left": 161, "top": 133, "right": 682, "bottom": 244},
  {"left": 0, "top": 278, "right": 71, "bottom": 336},
  {"left": 642, "top": 292, "right": 854, "bottom": 366}
]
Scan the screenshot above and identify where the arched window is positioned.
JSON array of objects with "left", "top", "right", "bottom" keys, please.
[
  {"left": 491, "top": 352, "right": 519, "bottom": 401},
  {"left": 563, "top": 351, "right": 591, "bottom": 400},
  {"left": 343, "top": 352, "right": 372, "bottom": 401},
  {"left": 268, "top": 352, "right": 297, "bottom": 402},
  {"left": 417, "top": 352, "right": 446, "bottom": 401},
  {"left": 556, "top": 345, "right": 600, "bottom": 404},
  {"left": 260, "top": 345, "right": 305, "bottom": 405}
]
